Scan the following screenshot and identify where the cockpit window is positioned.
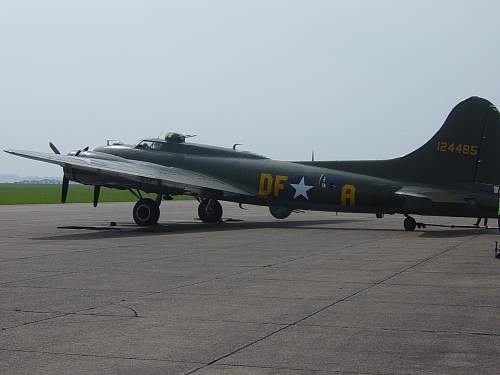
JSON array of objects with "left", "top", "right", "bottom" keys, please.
[
  {"left": 135, "top": 141, "right": 164, "bottom": 151},
  {"left": 151, "top": 142, "right": 164, "bottom": 151}
]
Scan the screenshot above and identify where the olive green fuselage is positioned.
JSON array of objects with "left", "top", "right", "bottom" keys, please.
[{"left": 84, "top": 141, "right": 498, "bottom": 219}]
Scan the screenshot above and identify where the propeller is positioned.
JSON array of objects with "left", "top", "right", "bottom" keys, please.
[
  {"left": 75, "top": 146, "right": 89, "bottom": 157},
  {"left": 61, "top": 176, "right": 69, "bottom": 203},
  {"left": 49, "top": 143, "right": 70, "bottom": 203},
  {"left": 49, "top": 142, "right": 61, "bottom": 155},
  {"left": 93, "top": 186, "right": 100, "bottom": 207},
  {"left": 49, "top": 143, "right": 95, "bottom": 206}
]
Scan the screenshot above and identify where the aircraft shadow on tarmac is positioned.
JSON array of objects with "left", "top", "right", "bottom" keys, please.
[
  {"left": 30, "top": 218, "right": 493, "bottom": 241},
  {"left": 33, "top": 218, "right": 367, "bottom": 241},
  {"left": 418, "top": 228, "right": 493, "bottom": 238}
]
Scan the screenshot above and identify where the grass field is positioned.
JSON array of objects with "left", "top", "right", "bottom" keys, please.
[{"left": 0, "top": 184, "right": 192, "bottom": 205}]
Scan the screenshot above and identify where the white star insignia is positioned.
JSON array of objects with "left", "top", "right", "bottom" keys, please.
[{"left": 290, "top": 177, "right": 314, "bottom": 200}]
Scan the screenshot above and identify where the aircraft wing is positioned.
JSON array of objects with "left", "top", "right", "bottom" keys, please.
[
  {"left": 395, "top": 186, "right": 465, "bottom": 203},
  {"left": 4, "top": 149, "right": 252, "bottom": 197}
]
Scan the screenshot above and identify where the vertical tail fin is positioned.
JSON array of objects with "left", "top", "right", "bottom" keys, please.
[
  {"left": 301, "top": 97, "right": 500, "bottom": 185},
  {"left": 401, "top": 96, "right": 500, "bottom": 184}
]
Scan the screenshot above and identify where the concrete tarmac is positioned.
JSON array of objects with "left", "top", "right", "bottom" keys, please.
[{"left": 0, "top": 201, "right": 499, "bottom": 374}]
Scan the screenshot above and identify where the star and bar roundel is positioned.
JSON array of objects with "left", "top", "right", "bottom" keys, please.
[
  {"left": 258, "top": 173, "right": 314, "bottom": 200},
  {"left": 258, "top": 172, "right": 357, "bottom": 207},
  {"left": 290, "top": 177, "right": 314, "bottom": 199}
]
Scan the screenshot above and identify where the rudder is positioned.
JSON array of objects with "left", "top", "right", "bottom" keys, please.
[{"left": 401, "top": 96, "right": 500, "bottom": 184}]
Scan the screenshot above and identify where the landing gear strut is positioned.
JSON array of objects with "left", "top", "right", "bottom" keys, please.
[
  {"left": 403, "top": 216, "right": 417, "bottom": 231},
  {"left": 198, "top": 199, "right": 223, "bottom": 223},
  {"left": 133, "top": 198, "right": 160, "bottom": 226}
]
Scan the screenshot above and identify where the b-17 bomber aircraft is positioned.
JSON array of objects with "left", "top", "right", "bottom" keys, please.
[{"left": 5, "top": 96, "right": 500, "bottom": 231}]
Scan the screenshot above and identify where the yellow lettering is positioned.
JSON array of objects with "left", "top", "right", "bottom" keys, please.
[
  {"left": 274, "top": 175, "right": 288, "bottom": 197},
  {"left": 341, "top": 184, "right": 356, "bottom": 207},
  {"left": 258, "top": 173, "right": 273, "bottom": 196}
]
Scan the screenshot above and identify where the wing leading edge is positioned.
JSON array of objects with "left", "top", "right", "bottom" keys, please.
[{"left": 4, "top": 149, "right": 251, "bottom": 197}]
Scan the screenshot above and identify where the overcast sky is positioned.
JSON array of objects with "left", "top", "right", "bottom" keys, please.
[{"left": 1, "top": 0, "right": 499, "bottom": 177}]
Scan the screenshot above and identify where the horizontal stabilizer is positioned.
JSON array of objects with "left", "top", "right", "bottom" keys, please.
[{"left": 395, "top": 186, "right": 465, "bottom": 203}]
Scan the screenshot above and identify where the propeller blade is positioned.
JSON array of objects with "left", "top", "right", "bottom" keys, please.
[
  {"left": 75, "top": 147, "right": 89, "bottom": 157},
  {"left": 61, "top": 176, "right": 69, "bottom": 203},
  {"left": 93, "top": 185, "right": 100, "bottom": 207},
  {"left": 49, "top": 142, "right": 61, "bottom": 154}
]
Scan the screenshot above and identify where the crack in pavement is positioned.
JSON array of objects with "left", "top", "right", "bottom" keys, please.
[{"left": 184, "top": 234, "right": 481, "bottom": 374}]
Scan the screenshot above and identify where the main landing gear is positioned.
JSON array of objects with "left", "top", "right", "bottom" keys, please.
[
  {"left": 130, "top": 191, "right": 223, "bottom": 226},
  {"left": 198, "top": 198, "right": 223, "bottom": 223},
  {"left": 133, "top": 198, "right": 160, "bottom": 226},
  {"left": 130, "top": 190, "right": 163, "bottom": 226}
]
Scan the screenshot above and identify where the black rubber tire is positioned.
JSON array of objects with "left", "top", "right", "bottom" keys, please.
[
  {"left": 404, "top": 216, "right": 417, "bottom": 231},
  {"left": 198, "top": 200, "right": 223, "bottom": 223},
  {"left": 133, "top": 198, "right": 160, "bottom": 226}
]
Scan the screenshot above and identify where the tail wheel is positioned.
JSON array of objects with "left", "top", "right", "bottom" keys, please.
[
  {"left": 403, "top": 216, "right": 417, "bottom": 231},
  {"left": 198, "top": 199, "right": 223, "bottom": 223},
  {"left": 133, "top": 198, "right": 160, "bottom": 226}
]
